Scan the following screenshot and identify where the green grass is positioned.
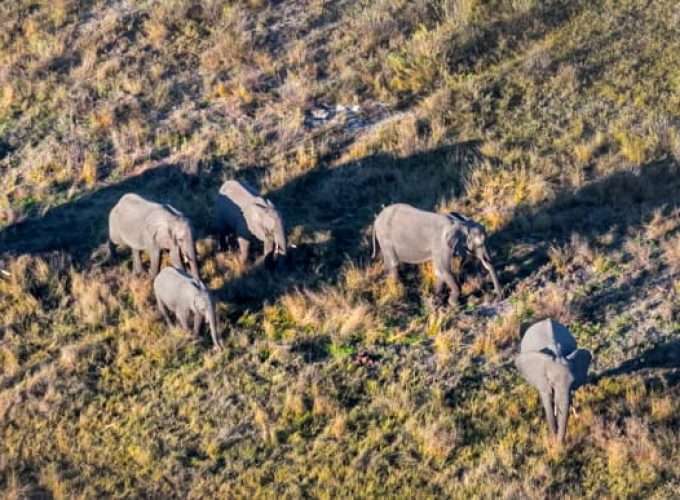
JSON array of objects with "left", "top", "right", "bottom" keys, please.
[{"left": 1, "top": 0, "right": 680, "bottom": 497}]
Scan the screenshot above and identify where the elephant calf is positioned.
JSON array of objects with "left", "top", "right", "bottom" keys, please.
[
  {"left": 108, "top": 193, "right": 200, "bottom": 280},
  {"left": 153, "top": 267, "right": 223, "bottom": 349},
  {"left": 215, "top": 180, "right": 287, "bottom": 266},
  {"left": 371, "top": 203, "right": 501, "bottom": 306},
  {"left": 515, "top": 319, "right": 592, "bottom": 443}
]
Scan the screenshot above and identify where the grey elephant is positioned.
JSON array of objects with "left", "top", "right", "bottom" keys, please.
[
  {"left": 215, "top": 180, "right": 287, "bottom": 266},
  {"left": 515, "top": 318, "right": 592, "bottom": 443},
  {"left": 153, "top": 267, "right": 223, "bottom": 349},
  {"left": 108, "top": 193, "right": 200, "bottom": 279},
  {"left": 371, "top": 203, "right": 501, "bottom": 305}
]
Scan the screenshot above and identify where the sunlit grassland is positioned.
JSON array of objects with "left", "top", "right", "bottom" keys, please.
[{"left": 1, "top": 0, "right": 680, "bottom": 497}]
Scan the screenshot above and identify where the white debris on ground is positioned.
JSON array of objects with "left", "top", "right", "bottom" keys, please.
[{"left": 304, "top": 102, "right": 396, "bottom": 135}]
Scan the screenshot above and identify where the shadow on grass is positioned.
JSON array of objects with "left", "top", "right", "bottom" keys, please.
[
  {"left": 445, "top": 0, "right": 584, "bottom": 72},
  {"left": 594, "top": 340, "right": 680, "bottom": 387},
  {"left": 0, "top": 142, "right": 487, "bottom": 312},
  {"left": 495, "top": 158, "right": 680, "bottom": 389},
  {"left": 4, "top": 137, "right": 679, "bottom": 332},
  {"left": 495, "top": 159, "right": 680, "bottom": 299},
  {"left": 0, "top": 164, "right": 225, "bottom": 259},
  {"left": 221, "top": 141, "right": 487, "bottom": 307}
]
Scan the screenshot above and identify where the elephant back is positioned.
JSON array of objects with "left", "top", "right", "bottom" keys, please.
[
  {"left": 520, "top": 318, "right": 577, "bottom": 357},
  {"left": 110, "top": 193, "right": 165, "bottom": 246},
  {"left": 219, "top": 180, "right": 260, "bottom": 202}
]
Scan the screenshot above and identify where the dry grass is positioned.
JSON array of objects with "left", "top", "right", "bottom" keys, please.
[
  {"left": 1, "top": 0, "right": 680, "bottom": 497},
  {"left": 661, "top": 233, "right": 680, "bottom": 273}
]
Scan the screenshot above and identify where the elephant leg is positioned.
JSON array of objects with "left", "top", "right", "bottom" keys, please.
[
  {"left": 218, "top": 229, "right": 229, "bottom": 252},
  {"left": 237, "top": 237, "right": 250, "bottom": 265},
  {"left": 170, "top": 244, "right": 182, "bottom": 269},
  {"left": 438, "top": 270, "right": 460, "bottom": 306},
  {"left": 386, "top": 263, "right": 399, "bottom": 281},
  {"left": 264, "top": 237, "right": 274, "bottom": 257},
  {"left": 255, "top": 238, "right": 275, "bottom": 268},
  {"left": 433, "top": 275, "right": 446, "bottom": 305},
  {"left": 132, "top": 250, "right": 144, "bottom": 275},
  {"left": 192, "top": 312, "right": 202, "bottom": 337},
  {"left": 539, "top": 390, "right": 558, "bottom": 436},
  {"left": 177, "top": 309, "right": 191, "bottom": 333},
  {"left": 261, "top": 237, "right": 274, "bottom": 266},
  {"left": 382, "top": 247, "right": 400, "bottom": 281},
  {"left": 107, "top": 240, "right": 117, "bottom": 261},
  {"left": 149, "top": 247, "right": 161, "bottom": 278},
  {"left": 157, "top": 298, "right": 172, "bottom": 327}
]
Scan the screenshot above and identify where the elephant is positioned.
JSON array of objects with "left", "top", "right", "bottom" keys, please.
[
  {"left": 215, "top": 180, "right": 287, "bottom": 266},
  {"left": 371, "top": 203, "right": 502, "bottom": 305},
  {"left": 153, "top": 267, "right": 223, "bottom": 349},
  {"left": 108, "top": 193, "right": 200, "bottom": 279},
  {"left": 515, "top": 318, "right": 592, "bottom": 443}
]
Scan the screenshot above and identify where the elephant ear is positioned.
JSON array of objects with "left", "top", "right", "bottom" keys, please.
[
  {"left": 193, "top": 289, "right": 207, "bottom": 313},
  {"left": 149, "top": 212, "right": 172, "bottom": 246},
  {"left": 245, "top": 202, "right": 264, "bottom": 224},
  {"left": 567, "top": 348, "right": 592, "bottom": 388},
  {"left": 444, "top": 225, "right": 466, "bottom": 258},
  {"left": 515, "top": 351, "right": 554, "bottom": 392}
]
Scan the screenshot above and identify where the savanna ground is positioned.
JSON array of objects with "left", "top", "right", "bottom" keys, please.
[{"left": 1, "top": 0, "right": 680, "bottom": 497}]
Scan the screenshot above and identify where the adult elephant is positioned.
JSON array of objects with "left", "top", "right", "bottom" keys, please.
[
  {"left": 215, "top": 180, "right": 287, "bottom": 267},
  {"left": 107, "top": 193, "right": 200, "bottom": 279},
  {"left": 515, "top": 319, "right": 592, "bottom": 443},
  {"left": 371, "top": 203, "right": 502, "bottom": 306}
]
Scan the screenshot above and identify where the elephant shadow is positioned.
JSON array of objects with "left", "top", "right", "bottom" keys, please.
[
  {"left": 3, "top": 148, "right": 680, "bottom": 324},
  {"left": 592, "top": 340, "right": 680, "bottom": 388},
  {"left": 219, "top": 141, "right": 497, "bottom": 307},
  {"left": 0, "top": 141, "right": 495, "bottom": 314},
  {"left": 0, "top": 164, "right": 225, "bottom": 261},
  {"left": 493, "top": 159, "right": 680, "bottom": 311}
]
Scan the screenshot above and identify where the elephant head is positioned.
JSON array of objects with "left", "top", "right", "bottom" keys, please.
[
  {"left": 248, "top": 200, "right": 287, "bottom": 258},
  {"left": 468, "top": 224, "right": 502, "bottom": 297},
  {"left": 171, "top": 217, "right": 200, "bottom": 279},
  {"left": 151, "top": 207, "right": 200, "bottom": 280},
  {"left": 448, "top": 213, "right": 502, "bottom": 297},
  {"left": 515, "top": 347, "right": 591, "bottom": 442},
  {"left": 193, "top": 284, "right": 222, "bottom": 350}
]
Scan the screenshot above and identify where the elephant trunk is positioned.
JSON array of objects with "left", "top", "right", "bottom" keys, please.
[
  {"left": 206, "top": 300, "right": 222, "bottom": 349},
  {"left": 555, "top": 387, "right": 571, "bottom": 443},
  {"left": 184, "top": 240, "right": 200, "bottom": 280},
  {"left": 274, "top": 220, "right": 287, "bottom": 257},
  {"left": 477, "top": 247, "right": 502, "bottom": 297},
  {"left": 170, "top": 241, "right": 182, "bottom": 268}
]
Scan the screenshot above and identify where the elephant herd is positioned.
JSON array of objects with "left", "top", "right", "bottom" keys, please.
[{"left": 104, "top": 179, "right": 592, "bottom": 443}]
